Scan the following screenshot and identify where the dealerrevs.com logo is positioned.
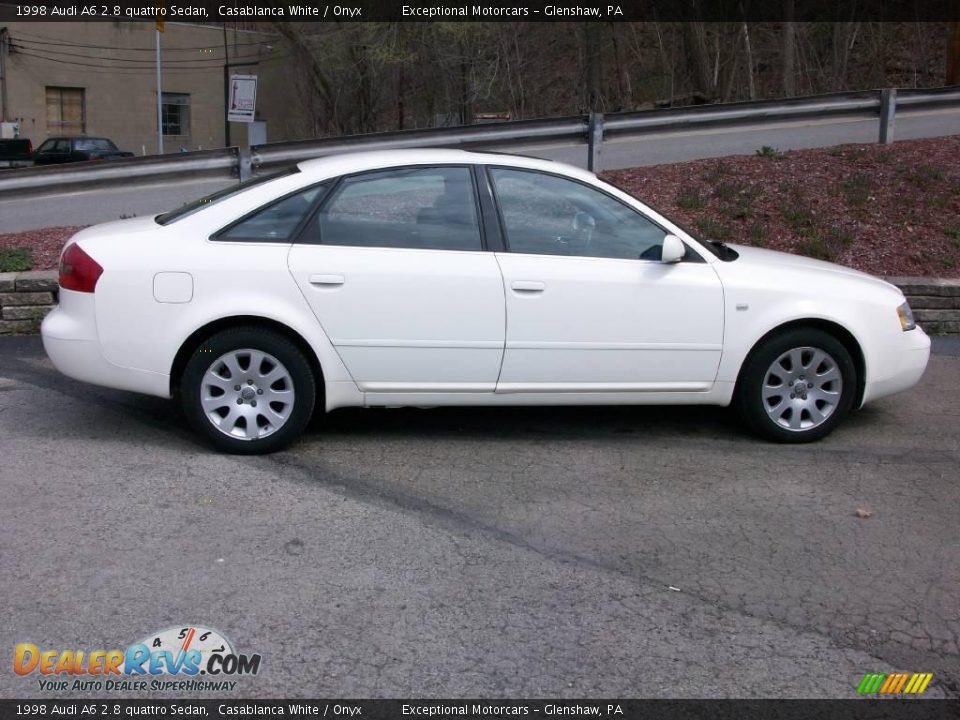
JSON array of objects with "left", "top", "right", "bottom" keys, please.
[{"left": 14, "top": 625, "right": 261, "bottom": 693}]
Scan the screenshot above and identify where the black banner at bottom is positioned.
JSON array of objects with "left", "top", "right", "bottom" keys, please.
[{"left": 2, "top": 700, "right": 959, "bottom": 720}]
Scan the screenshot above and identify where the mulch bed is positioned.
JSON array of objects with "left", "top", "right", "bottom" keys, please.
[
  {"left": 2, "top": 136, "right": 958, "bottom": 277},
  {"left": 602, "top": 136, "right": 960, "bottom": 278}
]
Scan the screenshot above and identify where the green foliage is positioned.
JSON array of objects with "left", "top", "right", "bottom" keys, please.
[
  {"left": 695, "top": 217, "right": 731, "bottom": 241},
  {"left": 840, "top": 173, "right": 872, "bottom": 207},
  {"left": 713, "top": 182, "right": 740, "bottom": 201},
  {"left": 756, "top": 145, "right": 784, "bottom": 160},
  {"left": 801, "top": 235, "right": 834, "bottom": 261},
  {"left": 0, "top": 247, "right": 33, "bottom": 273},
  {"left": 676, "top": 187, "right": 705, "bottom": 210},
  {"left": 748, "top": 222, "right": 769, "bottom": 246},
  {"left": 904, "top": 164, "right": 944, "bottom": 190}
]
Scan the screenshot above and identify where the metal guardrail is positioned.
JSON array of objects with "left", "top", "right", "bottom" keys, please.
[
  {"left": 0, "top": 147, "right": 237, "bottom": 197},
  {"left": 1, "top": 86, "right": 958, "bottom": 198}
]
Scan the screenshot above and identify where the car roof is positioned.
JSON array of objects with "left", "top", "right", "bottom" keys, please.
[{"left": 295, "top": 148, "right": 596, "bottom": 183}]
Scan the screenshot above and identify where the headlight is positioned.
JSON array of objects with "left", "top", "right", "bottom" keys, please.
[{"left": 897, "top": 301, "right": 916, "bottom": 331}]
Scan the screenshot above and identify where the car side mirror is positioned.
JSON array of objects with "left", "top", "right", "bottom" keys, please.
[{"left": 660, "top": 234, "right": 685, "bottom": 263}]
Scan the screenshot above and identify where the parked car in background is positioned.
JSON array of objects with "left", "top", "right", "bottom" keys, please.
[
  {"left": 41, "top": 149, "right": 930, "bottom": 454},
  {"left": 32, "top": 136, "right": 134, "bottom": 165},
  {"left": 0, "top": 138, "right": 34, "bottom": 168}
]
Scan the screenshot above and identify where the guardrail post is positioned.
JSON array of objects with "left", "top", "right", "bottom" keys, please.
[
  {"left": 879, "top": 88, "right": 896, "bottom": 144},
  {"left": 587, "top": 112, "right": 604, "bottom": 172},
  {"left": 238, "top": 147, "right": 252, "bottom": 182}
]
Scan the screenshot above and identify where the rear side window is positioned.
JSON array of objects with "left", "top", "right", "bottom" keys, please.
[
  {"left": 156, "top": 167, "right": 300, "bottom": 226},
  {"left": 307, "top": 166, "right": 483, "bottom": 252},
  {"left": 215, "top": 183, "right": 329, "bottom": 242}
]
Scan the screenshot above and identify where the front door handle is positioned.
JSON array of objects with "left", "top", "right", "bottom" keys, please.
[
  {"left": 511, "top": 280, "right": 545, "bottom": 293},
  {"left": 309, "top": 274, "right": 345, "bottom": 286}
]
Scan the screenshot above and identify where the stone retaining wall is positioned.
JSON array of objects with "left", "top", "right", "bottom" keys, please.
[
  {"left": 0, "top": 270, "right": 59, "bottom": 335},
  {"left": 1, "top": 270, "right": 959, "bottom": 335}
]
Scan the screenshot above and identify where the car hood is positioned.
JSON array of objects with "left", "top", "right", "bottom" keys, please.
[{"left": 725, "top": 243, "right": 901, "bottom": 294}]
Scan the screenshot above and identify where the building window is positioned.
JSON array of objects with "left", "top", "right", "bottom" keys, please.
[
  {"left": 46, "top": 87, "right": 85, "bottom": 135},
  {"left": 162, "top": 93, "right": 190, "bottom": 136}
]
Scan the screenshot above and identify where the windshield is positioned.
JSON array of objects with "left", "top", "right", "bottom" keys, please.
[{"left": 155, "top": 167, "right": 301, "bottom": 226}]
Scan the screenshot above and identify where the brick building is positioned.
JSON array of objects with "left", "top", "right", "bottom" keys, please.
[{"left": 0, "top": 21, "right": 309, "bottom": 154}]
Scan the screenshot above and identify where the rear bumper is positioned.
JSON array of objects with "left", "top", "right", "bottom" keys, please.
[
  {"left": 861, "top": 327, "right": 931, "bottom": 406},
  {"left": 41, "top": 293, "right": 171, "bottom": 399}
]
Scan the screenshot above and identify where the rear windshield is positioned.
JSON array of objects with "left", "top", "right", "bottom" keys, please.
[{"left": 155, "top": 167, "right": 301, "bottom": 226}]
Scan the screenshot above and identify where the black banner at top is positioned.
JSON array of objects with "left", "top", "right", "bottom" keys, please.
[
  {"left": 0, "top": 0, "right": 958, "bottom": 23},
  {"left": 1, "top": 700, "right": 960, "bottom": 720}
]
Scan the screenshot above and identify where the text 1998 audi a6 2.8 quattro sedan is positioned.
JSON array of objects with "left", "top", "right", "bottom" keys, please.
[{"left": 42, "top": 149, "right": 930, "bottom": 453}]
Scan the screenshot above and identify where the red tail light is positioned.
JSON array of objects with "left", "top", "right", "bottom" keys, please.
[{"left": 59, "top": 244, "right": 103, "bottom": 293}]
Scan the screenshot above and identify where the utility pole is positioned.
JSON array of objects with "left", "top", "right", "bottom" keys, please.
[
  {"left": 0, "top": 27, "right": 9, "bottom": 123},
  {"left": 156, "top": 28, "right": 164, "bottom": 154}
]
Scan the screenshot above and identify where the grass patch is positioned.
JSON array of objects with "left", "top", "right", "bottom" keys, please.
[
  {"left": 756, "top": 145, "right": 784, "bottom": 160},
  {"left": 801, "top": 235, "right": 835, "bottom": 261},
  {"left": 700, "top": 161, "right": 731, "bottom": 183},
  {"left": 780, "top": 204, "right": 816, "bottom": 236},
  {"left": 904, "top": 164, "right": 944, "bottom": 190},
  {"left": 0, "top": 247, "right": 34, "bottom": 273},
  {"left": 840, "top": 173, "right": 872, "bottom": 207},
  {"left": 748, "top": 222, "right": 769, "bottom": 246},
  {"left": 713, "top": 182, "right": 740, "bottom": 202},
  {"left": 676, "top": 186, "right": 706, "bottom": 211},
  {"left": 695, "top": 217, "right": 732, "bottom": 241}
]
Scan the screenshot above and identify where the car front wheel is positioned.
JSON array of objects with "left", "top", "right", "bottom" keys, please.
[
  {"left": 181, "top": 328, "right": 316, "bottom": 454},
  {"left": 736, "top": 328, "right": 856, "bottom": 443}
]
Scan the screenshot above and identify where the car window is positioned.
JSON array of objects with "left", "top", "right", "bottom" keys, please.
[
  {"left": 156, "top": 167, "right": 300, "bottom": 225},
  {"left": 311, "top": 166, "right": 482, "bottom": 251},
  {"left": 37, "top": 140, "right": 57, "bottom": 153},
  {"left": 490, "top": 168, "right": 667, "bottom": 260},
  {"left": 215, "top": 183, "right": 328, "bottom": 242},
  {"left": 53, "top": 139, "right": 70, "bottom": 152},
  {"left": 74, "top": 138, "right": 118, "bottom": 151}
]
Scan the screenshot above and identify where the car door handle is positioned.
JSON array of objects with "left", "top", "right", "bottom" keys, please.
[
  {"left": 309, "top": 274, "right": 345, "bottom": 286},
  {"left": 511, "top": 280, "right": 545, "bottom": 293}
]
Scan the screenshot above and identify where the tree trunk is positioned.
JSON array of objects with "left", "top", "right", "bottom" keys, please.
[{"left": 783, "top": 0, "right": 796, "bottom": 96}]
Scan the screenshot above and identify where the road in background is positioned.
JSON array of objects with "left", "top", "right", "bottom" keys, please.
[
  {"left": 0, "top": 336, "right": 957, "bottom": 698},
  {"left": 0, "top": 107, "right": 957, "bottom": 234}
]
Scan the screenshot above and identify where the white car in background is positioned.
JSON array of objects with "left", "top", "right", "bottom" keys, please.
[{"left": 42, "top": 149, "right": 930, "bottom": 453}]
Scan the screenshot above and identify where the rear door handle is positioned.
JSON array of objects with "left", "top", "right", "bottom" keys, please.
[
  {"left": 309, "top": 274, "right": 345, "bottom": 286},
  {"left": 511, "top": 280, "right": 545, "bottom": 293}
]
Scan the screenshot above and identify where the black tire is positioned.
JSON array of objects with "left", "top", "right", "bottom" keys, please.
[
  {"left": 735, "top": 327, "right": 856, "bottom": 443},
  {"left": 180, "top": 327, "right": 316, "bottom": 454}
]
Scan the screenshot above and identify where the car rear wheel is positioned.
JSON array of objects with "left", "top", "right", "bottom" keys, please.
[
  {"left": 181, "top": 328, "right": 316, "bottom": 454},
  {"left": 736, "top": 328, "right": 856, "bottom": 443}
]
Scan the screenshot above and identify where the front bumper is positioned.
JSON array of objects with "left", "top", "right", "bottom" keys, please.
[{"left": 860, "top": 326, "right": 931, "bottom": 405}]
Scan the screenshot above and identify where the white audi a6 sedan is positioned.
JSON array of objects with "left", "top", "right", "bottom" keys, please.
[{"left": 42, "top": 149, "right": 930, "bottom": 453}]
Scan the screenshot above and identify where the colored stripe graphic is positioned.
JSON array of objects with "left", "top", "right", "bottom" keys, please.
[{"left": 857, "top": 672, "right": 933, "bottom": 694}]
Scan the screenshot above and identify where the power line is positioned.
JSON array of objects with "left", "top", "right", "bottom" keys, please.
[
  {"left": 10, "top": 28, "right": 275, "bottom": 52},
  {"left": 11, "top": 47, "right": 289, "bottom": 74},
  {"left": 11, "top": 39, "right": 269, "bottom": 65}
]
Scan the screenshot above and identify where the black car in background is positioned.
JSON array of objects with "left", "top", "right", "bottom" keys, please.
[
  {"left": 0, "top": 138, "right": 34, "bottom": 168},
  {"left": 33, "top": 137, "right": 135, "bottom": 165}
]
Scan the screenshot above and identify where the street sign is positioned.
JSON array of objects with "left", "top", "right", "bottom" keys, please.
[{"left": 227, "top": 75, "right": 258, "bottom": 123}]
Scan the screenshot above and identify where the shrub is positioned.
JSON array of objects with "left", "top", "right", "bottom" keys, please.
[
  {"left": 756, "top": 145, "right": 784, "bottom": 160},
  {"left": 0, "top": 247, "right": 34, "bottom": 273}
]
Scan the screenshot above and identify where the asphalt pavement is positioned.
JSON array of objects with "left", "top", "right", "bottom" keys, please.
[
  {"left": 1, "top": 107, "right": 958, "bottom": 233},
  {"left": 0, "top": 336, "right": 957, "bottom": 699}
]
